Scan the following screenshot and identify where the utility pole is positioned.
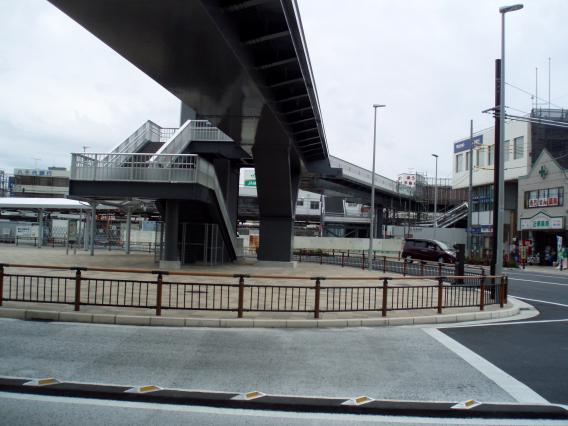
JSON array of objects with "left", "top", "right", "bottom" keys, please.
[
  {"left": 432, "top": 154, "right": 439, "bottom": 239},
  {"left": 467, "top": 120, "right": 474, "bottom": 257}
]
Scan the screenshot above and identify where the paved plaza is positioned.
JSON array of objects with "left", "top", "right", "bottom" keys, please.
[{"left": 0, "top": 245, "right": 509, "bottom": 323}]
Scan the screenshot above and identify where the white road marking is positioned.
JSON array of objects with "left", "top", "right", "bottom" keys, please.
[
  {"left": 508, "top": 278, "right": 568, "bottom": 287},
  {"left": 506, "top": 269, "right": 568, "bottom": 276},
  {"left": 511, "top": 296, "right": 568, "bottom": 308},
  {"left": 424, "top": 328, "right": 549, "bottom": 405},
  {"left": 0, "top": 391, "right": 564, "bottom": 425},
  {"left": 436, "top": 318, "right": 568, "bottom": 329}
]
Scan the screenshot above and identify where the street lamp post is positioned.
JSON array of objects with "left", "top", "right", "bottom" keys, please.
[
  {"left": 495, "top": 4, "right": 523, "bottom": 279},
  {"left": 467, "top": 120, "right": 474, "bottom": 257},
  {"left": 368, "top": 104, "right": 386, "bottom": 270},
  {"left": 432, "top": 154, "right": 439, "bottom": 239}
]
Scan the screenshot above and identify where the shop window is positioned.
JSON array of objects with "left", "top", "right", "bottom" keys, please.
[
  {"left": 488, "top": 145, "right": 494, "bottom": 166},
  {"left": 455, "top": 153, "right": 463, "bottom": 172},
  {"left": 296, "top": 199, "right": 304, "bottom": 206},
  {"left": 476, "top": 148, "right": 485, "bottom": 167},
  {"left": 514, "top": 136, "right": 524, "bottom": 159},
  {"left": 525, "top": 187, "right": 564, "bottom": 208},
  {"left": 504, "top": 140, "right": 510, "bottom": 162},
  {"left": 465, "top": 152, "right": 470, "bottom": 171},
  {"left": 310, "top": 201, "right": 320, "bottom": 210}
]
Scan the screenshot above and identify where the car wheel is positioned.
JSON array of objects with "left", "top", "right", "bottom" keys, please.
[{"left": 437, "top": 256, "right": 445, "bottom": 264}]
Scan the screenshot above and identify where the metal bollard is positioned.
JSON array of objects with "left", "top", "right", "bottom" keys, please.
[
  {"left": 0, "top": 264, "right": 4, "bottom": 307},
  {"left": 156, "top": 273, "right": 164, "bottom": 316},
  {"left": 437, "top": 277, "right": 443, "bottom": 314},
  {"left": 314, "top": 278, "right": 321, "bottom": 319},
  {"left": 479, "top": 276, "right": 485, "bottom": 311},
  {"left": 73, "top": 268, "right": 83, "bottom": 312},
  {"left": 381, "top": 278, "right": 388, "bottom": 317},
  {"left": 237, "top": 275, "right": 245, "bottom": 318}
]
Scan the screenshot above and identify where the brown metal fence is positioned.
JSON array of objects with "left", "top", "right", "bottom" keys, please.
[{"left": 0, "top": 263, "right": 508, "bottom": 319}]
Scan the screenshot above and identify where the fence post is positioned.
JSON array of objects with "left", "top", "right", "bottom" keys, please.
[
  {"left": 320, "top": 252, "right": 323, "bottom": 265},
  {"left": 499, "top": 276, "right": 505, "bottom": 308},
  {"left": 0, "top": 264, "right": 4, "bottom": 307},
  {"left": 438, "top": 262, "right": 442, "bottom": 276},
  {"left": 156, "top": 272, "right": 163, "bottom": 316},
  {"left": 314, "top": 278, "right": 321, "bottom": 319},
  {"left": 403, "top": 259, "right": 407, "bottom": 277},
  {"left": 479, "top": 274, "right": 485, "bottom": 311},
  {"left": 341, "top": 252, "right": 345, "bottom": 267},
  {"left": 299, "top": 251, "right": 302, "bottom": 263},
  {"left": 381, "top": 279, "right": 388, "bottom": 317},
  {"left": 420, "top": 261, "right": 425, "bottom": 276},
  {"left": 504, "top": 276, "right": 508, "bottom": 304},
  {"left": 361, "top": 252, "right": 365, "bottom": 270},
  {"left": 74, "top": 268, "right": 82, "bottom": 312},
  {"left": 238, "top": 275, "right": 245, "bottom": 318},
  {"left": 437, "top": 277, "right": 443, "bottom": 314},
  {"left": 383, "top": 256, "right": 386, "bottom": 273}
]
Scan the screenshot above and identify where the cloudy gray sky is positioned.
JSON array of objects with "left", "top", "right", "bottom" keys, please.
[{"left": 1, "top": 0, "right": 567, "bottom": 180}]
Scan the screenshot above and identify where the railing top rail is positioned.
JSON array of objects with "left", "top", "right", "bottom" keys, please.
[
  {"left": 0, "top": 263, "right": 504, "bottom": 281},
  {"left": 72, "top": 152, "right": 199, "bottom": 157}
]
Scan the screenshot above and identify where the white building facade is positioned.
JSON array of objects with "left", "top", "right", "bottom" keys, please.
[{"left": 452, "top": 121, "right": 531, "bottom": 257}]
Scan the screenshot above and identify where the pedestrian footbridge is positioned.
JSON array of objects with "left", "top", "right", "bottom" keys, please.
[{"left": 71, "top": 120, "right": 245, "bottom": 265}]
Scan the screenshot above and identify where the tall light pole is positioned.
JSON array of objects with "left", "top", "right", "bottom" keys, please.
[
  {"left": 467, "top": 120, "right": 474, "bottom": 257},
  {"left": 495, "top": 4, "right": 523, "bottom": 279},
  {"left": 432, "top": 154, "right": 439, "bottom": 239},
  {"left": 368, "top": 104, "right": 386, "bottom": 270}
]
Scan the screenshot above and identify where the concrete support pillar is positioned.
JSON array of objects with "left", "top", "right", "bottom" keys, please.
[
  {"left": 90, "top": 203, "right": 96, "bottom": 256},
  {"left": 161, "top": 200, "right": 181, "bottom": 268},
  {"left": 37, "top": 209, "right": 44, "bottom": 248},
  {"left": 125, "top": 207, "right": 132, "bottom": 255},
  {"left": 376, "top": 205, "right": 384, "bottom": 238},
  {"left": 77, "top": 208, "right": 83, "bottom": 249},
  {"left": 83, "top": 211, "right": 89, "bottom": 251},
  {"left": 253, "top": 143, "right": 299, "bottom": 263}
]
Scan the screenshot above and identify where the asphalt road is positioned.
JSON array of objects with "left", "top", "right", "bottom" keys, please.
[
  {"left": 1, "top": 267, "right": 567, "bottom": 424},
  {"left": 442, "top": 267, "right": 568, "bottom": 405}
]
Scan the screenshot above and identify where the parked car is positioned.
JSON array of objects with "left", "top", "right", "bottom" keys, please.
[{"left": 402, "top": 238, "right": 456, "bottom": 264}]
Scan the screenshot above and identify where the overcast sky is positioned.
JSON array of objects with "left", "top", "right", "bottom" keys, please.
[{"left": 1, "top": 0, "right": 567, "bottom": 180}]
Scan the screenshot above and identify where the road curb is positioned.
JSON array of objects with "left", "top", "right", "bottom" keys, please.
[
  {"left": 0, "top": 303, "right": 519, "bottom": 328},
  {"left": 0, "top": 376, "right": 566, "bottom": 420}
]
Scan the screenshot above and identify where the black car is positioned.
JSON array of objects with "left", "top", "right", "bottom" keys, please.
[{"left": 401, "top": 238, "right": 456, "bottom": 264}]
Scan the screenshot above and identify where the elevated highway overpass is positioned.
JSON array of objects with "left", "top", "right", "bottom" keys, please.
[{"left": 51, "top": 0, "right": 415, "bottom": 264}]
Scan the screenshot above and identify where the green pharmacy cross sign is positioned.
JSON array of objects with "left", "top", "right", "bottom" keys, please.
[{"left": 539, "top": 165, "right": 548, "bottom": 179}]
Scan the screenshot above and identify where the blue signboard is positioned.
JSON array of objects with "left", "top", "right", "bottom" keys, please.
[{"left": 454, "top": 134, "right": 483, "bottom": 153}]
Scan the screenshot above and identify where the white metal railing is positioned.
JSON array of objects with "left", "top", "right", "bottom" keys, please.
[
  {"left": 104, "top": 121, "right": 178, "bottom": 159},
  {"left": 153, "top": 120, "right": 233, "bottom": 159},
  {"left": 417, "top": 202, "right": 469, "bottom": 228},
  {"left": 329, "top": 156, "right": 413, "bottom": 197},
  {"left": 70, "top": 152, "right": 237, "bottom": 254},
  {"left": 71, "top": 153, "right": 199, "bottom": 183}
]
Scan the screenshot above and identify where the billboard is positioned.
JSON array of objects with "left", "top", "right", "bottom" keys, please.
[{"left": 243, "top": 170, "right": 256, "bottom": 187}]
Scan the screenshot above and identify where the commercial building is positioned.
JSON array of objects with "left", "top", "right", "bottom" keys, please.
[
  {"left": 517, "top": 148, "right": 567, "bottom": 263},
  {"left": 452, "top": 109, "right": 568, "bottom": 261},
  {"left": 453, "top": 120, "right": 530, "bottom": 257},
  {"left": 11, "top": 167, "right": 69, "bottom": 198}
]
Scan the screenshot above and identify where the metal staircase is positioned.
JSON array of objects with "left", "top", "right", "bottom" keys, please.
[
  {"left": 417, "top": 202, "right": 469, "bottom": 228},
  {"left": 71, "top": 120, "right": 239, "bottom": 261}
]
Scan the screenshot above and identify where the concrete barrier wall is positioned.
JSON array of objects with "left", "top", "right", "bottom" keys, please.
[{"left": 293, "top": 236, "right": 403, "bottom": 255}]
